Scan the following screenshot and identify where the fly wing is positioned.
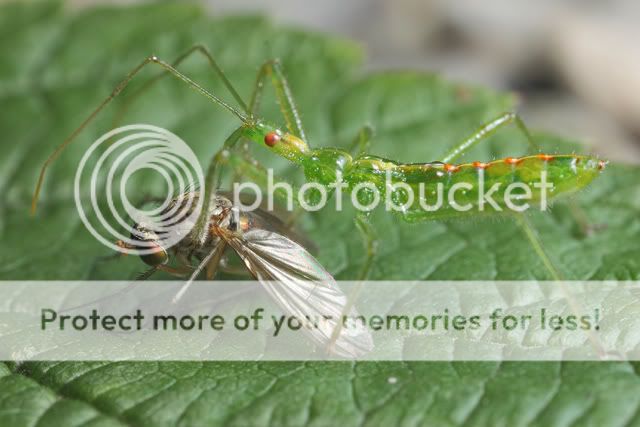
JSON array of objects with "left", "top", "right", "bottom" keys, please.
[
  {"left": 221, "top": 227, "right": 373, "bottom": 358},
  {"left": 217, "top": 190, "right": 316, "bottom": 251}
]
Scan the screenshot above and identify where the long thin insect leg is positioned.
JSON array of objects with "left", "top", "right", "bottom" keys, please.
[
  {"left": 441, "top": 112, "right": 538, "bottom": 164},
  {"left": 157, "top": 264, "right": 192, "bottom": 277},
  {"left": 220, "top": 59, "right": 312, "bottom": 222},
  {"left": 220, "top": 57, "right": 313, "bottom": 208},
  {"left": 346, "top": 126, "right": 379, "bottom": 279},
  {"left": 326, "top": 213, "right": 379, "bottom": 354},
  {"left": 514, "top": 213, "right": 609, "bottom": 358},
  {"left": 172, "top": 239, "right": 227, "bottom": 304},
  {"left": 513, "top": 213, "right": 563, "bottom": 281},
  {"left": 31, "top": 55, "right": 247, "bottom": 214},
  {"left": 206, "top": 242, "right": 227, "bottom": 280},
  {"left": 249, "top": 59, "right": 307, "bottom": 142},
  {"left": 349, "top": 125, "right": 375, "bottom": 157},
  {"left": 354, "top": 214, "right": 379, "bottom": 281},
  {"left": 192, "top": 127, "right": 245, "bottom": 244},
  {"left": 441, "top": 113, "right": 594, "bottom": 279},
  {"left": 112, "top": 44, "right": 249, "bottom": 126},
  {"left": 136, "top": 265, "right": 160, "bottom": 281}
]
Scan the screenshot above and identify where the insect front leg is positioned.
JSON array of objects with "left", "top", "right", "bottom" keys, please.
[
  {"left": 111, "top": 44, "right": 250, "bottom": 127},
  {"left": 230, "top": 57, "right": 311, "bottom": 166},
  {"left": 32, "top": 54, "right": 246, "bottom": 214},
  {"left": 249, "top": 59, "right": 307, "bottom": 142},
  {"left": 192, "top": 127, "right": 245, "bottom": 244},
  {"left": 440, "top": 112, "right": 538, "bottom": 164}
]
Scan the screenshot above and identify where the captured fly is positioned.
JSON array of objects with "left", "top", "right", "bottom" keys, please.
[{"left": 117, "top": 191, "right": 373, "bottom": 358}]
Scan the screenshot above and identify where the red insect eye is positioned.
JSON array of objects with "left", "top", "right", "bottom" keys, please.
[{"left": 264, "top": 131, "right": 281, "bottom": 147}]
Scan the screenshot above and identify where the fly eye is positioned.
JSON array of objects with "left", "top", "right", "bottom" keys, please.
[
  {"left": 139, "top": 243, "right": 168, "bottom": 266},
  {"left": 264, "top": 131, "right": 281, "bottom": 147}
]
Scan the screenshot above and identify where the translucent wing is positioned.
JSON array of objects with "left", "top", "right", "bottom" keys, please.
[{"left": 220, "top": 227, "right": 373, "bottom": 358}]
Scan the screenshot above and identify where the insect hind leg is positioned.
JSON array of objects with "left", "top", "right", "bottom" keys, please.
[
  {"left": 513, "top": 213, "right": 564, "bottom": 280},
  {"left": 441, "top": 112, "right": 539, "bottom": 164}
]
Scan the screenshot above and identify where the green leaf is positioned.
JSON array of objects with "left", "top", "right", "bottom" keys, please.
[{"left": 1, "top": 2, "right": 639, "bottom": 426}]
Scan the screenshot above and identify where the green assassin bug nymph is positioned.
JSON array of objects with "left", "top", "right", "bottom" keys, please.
[{"left": 32, "top": 46, "right": 605, "bottom": 288}]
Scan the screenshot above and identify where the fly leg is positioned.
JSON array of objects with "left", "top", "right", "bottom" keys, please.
[
  {"left": 172, "top": 239, "right": 227, "bottom": 304},
  {"left": 157, "top": 264, "right": 192, "bottom": 278},
  {"left": 206, "top": 242, "right": 228, "bottom": 280}
]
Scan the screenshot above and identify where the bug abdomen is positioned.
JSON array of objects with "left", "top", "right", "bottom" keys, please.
[{"left": 344, "top": 154, "right": 605, "bottom": 222}]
